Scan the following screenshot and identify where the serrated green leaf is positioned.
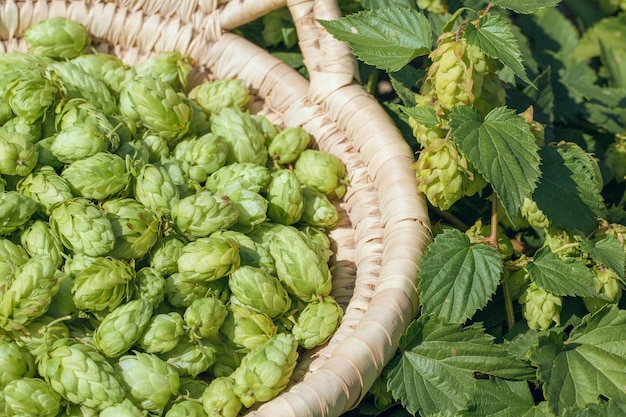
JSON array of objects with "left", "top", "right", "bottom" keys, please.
[
  {"left": 318, "top": 8, "right": 432, "bottom": 72},
  {"left": 533, "top": 144, "right": 606, "bottom": 234},
  {"left": 449, "top": 106, "right": 541, "bottom": 220},
  {"left": 442, "top": 7, "right": 474, "bottom": 33},
  {"left": 491, "top": 0, "right": 563, "bottom": 14},
  {"left": 390, "top": 315, "right": 535, "bottom": 416},
  {"left": 561, "top": 399, "right": 626, "bottom": 417},
  {"left": 417, "top": 229, "right": 502, "bottom": 323},
  {"left": 573, "top": 14, "right": 626, "bottom": 62},
  {"left": 465, "top": 379, "right": 555, "bottom": 417},
  {"left": 463, "top": 14, "right": 532, "bottom": 85},
  {"left": 528, "top": 306, "right": 626, "bottom": 414},
  {"left": 600, "top": 41, "right": 626, "bottom": 89},
  {"left": 526, "top": 247, "right": 596, "bottom": 297},
  {"left": 361, "top": 0, "right": 416, "bottom": 9},
  {"left": 400, "top": 104, "right": 438, "bottom": 128},
  {"left": 508, "top": 67, "right": 554, "bottom": 126},
  {"left": 581, "top": 235, "right": 625, "bottom": 280}
]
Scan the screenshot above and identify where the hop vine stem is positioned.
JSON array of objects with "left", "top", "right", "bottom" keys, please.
[{"left": 492, "top": 193, "right": 516, "bottom": 330}]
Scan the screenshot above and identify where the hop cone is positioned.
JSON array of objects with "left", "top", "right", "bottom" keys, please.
[
  {"left": 165, "top": 400, "right": 207, "bottom": 417},
  {"left": 94, "top": 299, "right": 153, "bottom": 357},
  {"left": 229, "top": 266, "right": 292, "bottom": 318},
  {"left": 6, "top": 69, "right": 58, "bottom": 123},
  {"left": 102, "top": 198, "right": 162, "bottom": 259},
  {"left": 50, "top": 60, "right": 118, "bottom": 115},
  {"left": 133, "top": 163, "right": 180, "bottom": 216},
  {"left": 211, "top": 230, "right": 276, "bottom": 275},
  {"left": 20, "top": 220, "right": 65, "bottom": 268},
  {"left": 583, "top": 266, "right": 623, "bottom": 314},
  {"left": 519, "top": 283, "right": 562, "bottom": 331},
  {"left": 157, "top": 157, "right": 194, "bottom": 198},
  {"left": 13, "top": 314, "right": 70, "bottom": 360},
  {"left": 99, "top": 398, "right": 146, "bottom": 417},
  {"left": 140, "top": 134, "right": 170, "bottom": 163},
  {"left": 201, "top": 376, "right": 243, "bottom": 417},
  {"left": 205, "top": 162, "right": 271, "bottom": 194},
  {"left": 0, "top": 191, "right": 37, "bottom": 236},
  {"left": 24, "top": 17, "right": 89, "bottom": 58},
  {"left": 50, "top": 124, "right": 107, "bottom": 164},
  {"left": 408, "top": 115, "right": 447, "bottom": 149},
  {"left": 149, "top": 235, "right": 186, "bottom": 277},
  {"left": 189, "top": 78, "right": 251, "bottom": 114},
  {"left": 184, "top": 296, "right": 229, "bottom": 340},
  {"left": 300, "top": 186, "right": 341, "bottom": 229},
  {"left": 38, "top": 338, "right": 125, "bottom": 411},
  {"left": 605, "top": 134, "right": 626, "bottom": 183},
  {"left": 71, "top": 256, "right": 135, "bottom": 312},
  {"left": 115, "top": 351, "right": 180, "bottom": 415},
  {"left": 71, "top": 53, "right": 128, "bottom": 96},
  {"left": 0, "top": 136, "right": 38, "bottom": 176},
  {"left": 0, "top": 339, "right": 36, "bottom": 387},
  {"left": 229, "top": 303, "right": 277, "bottom": 351},
  {"left": 294, "top": 149, "right": 348, "bottom": 199},
  {"left": 171, "top": 191, "right": 239, "bottom": 239},
  {"left": 16, "top": 166, "right": 74, "bottom": 216},
  {"left": 134, "top": 51, "right": 192, "bottom": 91},
  {"left": 158, "top": 338, "right": 217, "bottom": 378},
  {"left": 268, "top": 224, "right": 333, "bottom": 301},
  {"left": 48, "top": 197, "right": 116, "bottom": 256},
  {"left": 0, "top": 255, "right": 60, "bottom": 331},
  {"left": 117, "top": 140, "right": 151, "bottom": 169},
  {"left": 4, "top": 377, "right": 62, "bottom": 417},
  {"left": 300, "top": 225, "right": 334, "bottom": 263},
  {"left": 412, "top": 138, "right": 487, "bottom": 210},
  {"left": 426, "top": 33, "right": 488, "bottom": 110},
  {"left": 520, "top": 197, "right": 550, "bottom": 229},
  {"left": 172, "top": 133, "right": 228, "bottom": 183},
  {"left": 177, "top": 236, "right": 240, "bottom": 282},
  {"left": 417, "top": 0, "right": 448, "bottom": 13},
  {"left": 165, "top": 273, "right": 229, "bottom": 309},
  {"left": 221, "top": 182, "right": 268, "bottom": 232},
  {"left": 268, "top": 126, "right": 310, "bottom": 165},
  {"left": 231, "top": 332, "right": 299, "bottom": 407},
  {"left": 210, "top": 107, "right": 267, "bottom": 166},
  {"left": 266, "top": 169, "right": 304, "bottom": 225},
  {"left": 120, "top": 75, "right": 191, "bottom": 141},
  {"left": 61, "top": 152, "right": 129, "bottom": 200},
  {"left": 291, "top": 296, "right": 343, "bottom": 349},
  {"left": 54, "top": 98, "right": 120, "bottom": 151},
  {"left": 139, "top": 312, "right": 185, "bottom": 354},
  {"left": 133, "top": 267, "right": 167, "bottom": 308}
]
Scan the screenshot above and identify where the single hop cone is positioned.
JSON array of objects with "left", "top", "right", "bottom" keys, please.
[
  {"left": 520, "top": 197, "right": 550, "bottom": 229},
  {"left": 417, "top": 0, "right": 449, "bottom": 13},
  {"left": 412, "top": 138, "right": 487, "bottom": 210},
  {"left": 426, "top": 33, "right": 489, "bottom": 110},
  {"left": 519, "top": 283, "right": 562, "bottom": 331},
  {"left": 583, "top": 266, "right": 623, "bottom": 314}
]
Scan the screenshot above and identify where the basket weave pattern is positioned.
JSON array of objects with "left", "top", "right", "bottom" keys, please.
[{"left": 0, "top": 1, "right": 432, "bottom": 416}]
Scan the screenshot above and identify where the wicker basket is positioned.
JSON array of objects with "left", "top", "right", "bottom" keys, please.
[{"left": 1, "top": 0, "right": 432, "bottom": 415}]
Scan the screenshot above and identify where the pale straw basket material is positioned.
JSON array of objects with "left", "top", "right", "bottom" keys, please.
[{"left": 0, "top": 0, "right": 432, "bottom": 415}]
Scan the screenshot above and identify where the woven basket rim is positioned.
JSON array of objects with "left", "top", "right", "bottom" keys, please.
[{"left": 0, "top": 1, "right": 432, "bottom": 416}]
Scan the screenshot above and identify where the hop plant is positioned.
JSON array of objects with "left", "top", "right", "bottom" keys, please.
[
  {"left": 94, "top": 299, "right": 153, "bottom": 357},
  {"left": 412, "top": 137, "right": 487, "bottom": 210},
  {"left": 16, "top": 166, "right": 74, "bottom": 216},
  {"left": 184, "top": 296, "right": 229, "bottom": 340},
  {"left": 138, "top": 312, "right": 186, "bottom": 354},
  {"left": 114, "top": 351, "right": 181, "bottom": 415},
  {"left": 38, "top": 338, "right": 126, "bottom": 411},
  {"left": 202, "top": 376, "right": 243, "bottom": 417},
  {"left": 583, "top": 266, "right": 623, "bottom": 314},
  {"left": 4, "top": 377, "right": 62, "bottom": 417},
  {"left": 102, "top": 198, "right": 162, "bottom": 260},
  {"left": 231, "top": 332, "right": 299, "bottom": 408},
  {"left": 48, "top": 197, "right": 116, "bottom": 257},
  {"left": 228, "top": 266, "right": 292, "bottom": 318},
  {"left": 24, "top": 17, "right": 90, "bottom": 59},
  {"left": 519, "top": 283, "right": 562, "bottom": 331},
  {"left": 188, "top": 78, "right": 251, "bottom": 114},
  {"left": 425, "top": 32, "right": 489, "bottom": 110}
]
